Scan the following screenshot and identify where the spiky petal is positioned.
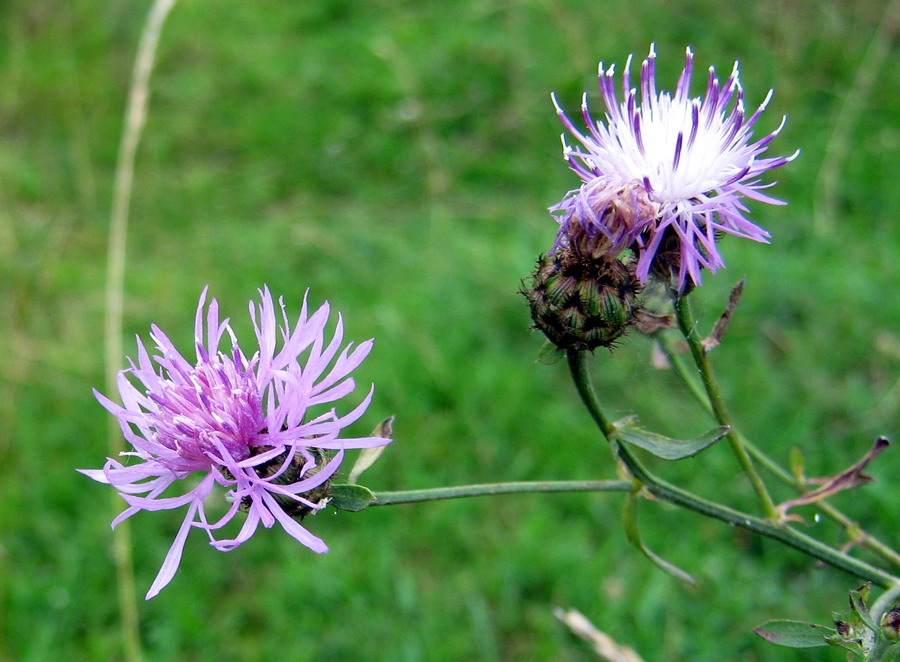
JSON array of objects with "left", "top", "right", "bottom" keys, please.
[
  {"left": 552, "top": 45, "right": 798, "bottom": 289},
  {"left": 80, "top": 286, "right": 390, "bottom": 599}
]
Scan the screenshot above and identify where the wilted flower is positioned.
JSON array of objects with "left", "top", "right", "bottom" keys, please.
[
  {"left": 80, "top": 286, "right": 390, "bottom": 599},
  {"left": 551, "top": 44, "right": 798, "bottom": 289}
]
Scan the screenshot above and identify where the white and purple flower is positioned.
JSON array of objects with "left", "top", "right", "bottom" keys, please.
[
  {"left": 551, "top": 45, "right": 798, "bottom": 288},
  {"left": 81, "top": 286, "right": 390, "bottom": 599}
]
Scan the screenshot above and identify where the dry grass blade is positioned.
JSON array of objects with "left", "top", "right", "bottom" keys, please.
[
  {"left": 104, "top": 1, "right": 178, "bottom": 660},
  {"left": 554, "top": 608, "right": 645, "bottom": 662}
]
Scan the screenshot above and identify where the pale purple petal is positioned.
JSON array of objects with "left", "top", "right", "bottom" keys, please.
[
  {"left": 260, "top": 491, "right": 328, "bottom": 553},
  {"left": 82, "top": 285, "right": 391, "bottom": 598},
  {"left": 145, "top": 500, "right": 200, "bottom": 600},
  {"left": 551, "top": 45, "right": 796, "bottom": 289}
]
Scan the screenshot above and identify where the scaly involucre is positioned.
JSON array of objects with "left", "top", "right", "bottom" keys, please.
[
  {"left": 81, "top": 286, "right": 390, "bottom": 599},
  {"left": 551, "top": 44, "right": 798, "bottom": 288}
]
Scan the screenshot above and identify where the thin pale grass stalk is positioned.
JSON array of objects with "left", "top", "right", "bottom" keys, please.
[
  {"left": 814, "top": 0, "right": 898, "bottom": 234},
  {"left": 105, "top": 0, "right": 177, "bottom": 659},
  {"left": 554, "top": 608, "right": 645, "bottom": 662}
]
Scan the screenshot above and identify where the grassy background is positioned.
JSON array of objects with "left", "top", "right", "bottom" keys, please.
[{"left": 1, "top": 0, "right": 897, "bottom": 659}]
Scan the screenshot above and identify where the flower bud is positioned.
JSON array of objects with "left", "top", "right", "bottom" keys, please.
[
  {"left": 882, "top": 607, "right": 900, "bottom": 640},
  {"left": 523, "top": 249, "right": 641, "bottom": 351}
]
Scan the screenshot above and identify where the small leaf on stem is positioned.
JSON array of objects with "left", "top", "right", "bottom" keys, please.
[
  {"left": 622, "top": 492, "right": 696, "bottom": 586},
  {"left": 613, "top": 416, "right": 729, "bottom": 461},
  {"left": 633, "top": 310, "right": 675, "bottom": 335},
  {"left": 752, "top": 620, "right": 835, "bottom": 648},
  {"left": 789, "top": 446, "right": 805, "bottom": 484},
  {"left": 329, "top": 484, "right": 376, "bottom": 512},
  {"left": 851, "top": 583, "right": 878, "bottom": 632}
]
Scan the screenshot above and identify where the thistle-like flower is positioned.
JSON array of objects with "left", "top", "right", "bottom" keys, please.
[
  {"left": 551, "top": 44, "right": 798, "bottom": 289},
  {"left": 80, "top": 287, "right": 390, "bottom": 599}
]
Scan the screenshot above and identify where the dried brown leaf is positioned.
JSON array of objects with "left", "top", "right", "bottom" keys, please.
[
  {"left": 702, "top": 279, "right": 744, "bottom": 350},
  {"left": 776, "top": 437, "right": 890, "bottom": 520}
]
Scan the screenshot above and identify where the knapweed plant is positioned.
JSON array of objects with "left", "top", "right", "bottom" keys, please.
[{"left": 86, "top": 45, "right": 896, "bottom": 658}]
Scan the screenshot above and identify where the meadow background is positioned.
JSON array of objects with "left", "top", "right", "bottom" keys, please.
[{"left": 1, "top": 0, "right": 897, "bottom": 659}]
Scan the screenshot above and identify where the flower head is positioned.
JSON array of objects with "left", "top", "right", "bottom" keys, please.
[
  {"left": 80, "top": 286, "right": 390, "bottom": 599},
  {"left": 551, "top": 45, "right": 798, "bottom": 289}
]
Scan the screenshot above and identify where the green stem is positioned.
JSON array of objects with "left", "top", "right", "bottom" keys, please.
[
  {"left": 372, "top": 480, "right": 634, "bottom": 505},
  {"left": 814, "top": 503, "right": 900, "bottom": 570},
  {"left": 660, "top": 332, "right": 900, "bottom": 569},
  {"left": 673, "top": 295, "right": 779, "bottom": 520},
  {"left": 565, "top": 350, "right": 617, "bottom": 437},
  {"left": 660, "top": 333, "right": 795, "bottom": 484},
  {"left": 659, "top": 333, "right": 711, "bottom": 407},
  {"left": 566, "top": 349, "right": 900, "bottom": 588}
]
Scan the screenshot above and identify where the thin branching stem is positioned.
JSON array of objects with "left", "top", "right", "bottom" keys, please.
[
  {"left": 672, "top": 295, "right": 779, "bottom": 520},
  {"left": 566, "top": 349, "right": 900, "bottom": 588},
  {"left": 371, "top": 480, "right": 634, "bottom": 505},
  {"left": 659, "top": 331, "right": 900, "bottom": 569}
]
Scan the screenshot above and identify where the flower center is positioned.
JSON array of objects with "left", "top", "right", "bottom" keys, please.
[{"left": 149, "top": 354, "right": 264, "bottom": 465}]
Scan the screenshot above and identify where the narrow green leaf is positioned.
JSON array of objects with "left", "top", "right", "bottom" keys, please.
[
  {"left": 613, "top": 416, "right": 729, "bottom": 460},
  {"left": 329, "top": 484, "right": 376, "bottom": 512},
  {"left": 622, "top": 493, "right": 696, "bottom": 586},
  {"left": 776, "top": 439, "right": 888, "bottom": 519},
  {"left": 753, "top": 620, "right": 835, "bottom": 648},
  {"left": 347, "top": 416, "right": 394, "bottom": 484},
  {"left": 851, "top": 584, "right": 878, "bottom": 632}
]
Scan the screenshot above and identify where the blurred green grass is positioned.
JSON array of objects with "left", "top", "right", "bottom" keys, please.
[{"left": 1, "top": 0, "right": 897, "bottom": 659}]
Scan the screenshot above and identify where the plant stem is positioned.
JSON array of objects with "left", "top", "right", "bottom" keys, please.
[
  {"left": 659, "top": 332, "right": 900, "bottom": 569},
  {"left": 672, "top": 295, "right": 779, "bottom": 520},
  {"left": 566, "top": 349, "right": 900, "bottom": 588},
  {"left": 371, "top": 480, "right": 634, "bottom": 505},
  {"left": 813, "top": 503, "right": 900, "bottom": 569},
  {"left": 658, "top": 333, "right": 711, "bottom": 407},
  {"left": 565, "top": 350, "right": 617, "bottom": 437}
]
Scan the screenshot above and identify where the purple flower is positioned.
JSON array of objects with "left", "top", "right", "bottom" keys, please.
[
  {"left": 81, "top": 287, "right": 390, "bottom": 599},
  {"left": 551, "top": 44, "right": 798, "bottom": 288}
]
